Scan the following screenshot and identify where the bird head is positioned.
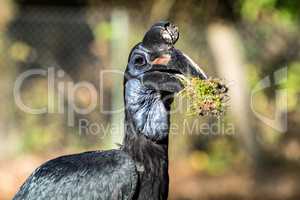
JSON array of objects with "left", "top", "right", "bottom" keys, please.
[
  {"left": 124, "top": 21, "right": 207, "bottom": 143},
  {"left": 125, "top": 21, "right": 207, "bottom": 96}
]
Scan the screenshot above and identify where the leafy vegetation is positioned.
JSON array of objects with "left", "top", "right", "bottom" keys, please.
[{"left": 179, "top": 77, "right": 229, "bottom": 117}]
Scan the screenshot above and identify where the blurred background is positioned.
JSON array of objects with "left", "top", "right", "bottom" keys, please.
[{"left": 1, "top": 0, "right": 300, "bottom": 199}]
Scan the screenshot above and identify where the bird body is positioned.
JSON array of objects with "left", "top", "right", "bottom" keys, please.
[
  {"left": 13, "top": 150, "right": 138, "bottom": 200},
  {"left": 13, "top": 21, "right": 207, "bottom": 200}
]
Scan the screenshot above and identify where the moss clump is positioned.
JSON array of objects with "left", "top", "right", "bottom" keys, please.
[{"left": 179, "top": 77, "right": 229, "bottom": 117}]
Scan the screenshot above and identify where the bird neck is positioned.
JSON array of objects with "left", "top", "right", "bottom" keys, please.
[
  {"left": 122, "top": 133, "right": 169, "bottom": 200},
  {"left": 122, "top": 131, "right": 169, "bottom": 172},
  {"left": 122, "top": 80, "right": 170, "bottom": 170},
  {"left": 123, "top": 79, "right": 172, "bottom": 143},
  {"left": 122, "top": 79, "right": 171, "bottom": 199}
]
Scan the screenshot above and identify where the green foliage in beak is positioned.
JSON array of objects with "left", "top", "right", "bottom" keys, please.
[{"left": 179, "top": 77, "right": 229, "bottom": 117}]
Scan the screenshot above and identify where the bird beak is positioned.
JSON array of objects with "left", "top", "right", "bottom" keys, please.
[
  {"left": 139, "top": 21, "right": 207, "bottom": 93},
  {"left": 171, "top": 48, "right": 207, "bottom": 80},
  {"left": 142, "top": 49, "right": 207, "bottom": 93}
]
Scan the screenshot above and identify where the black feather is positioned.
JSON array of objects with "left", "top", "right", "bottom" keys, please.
[
  {"left": 13, "top": 22, "right": 182, "bottom": 200},
  {"left": 13, "top": 150, "right": 138, "bottom": 200}
]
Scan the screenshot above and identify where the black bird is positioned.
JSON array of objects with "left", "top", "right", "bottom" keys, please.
[{"left": 13, "top": 21, "right": 207, "bottom": 200}]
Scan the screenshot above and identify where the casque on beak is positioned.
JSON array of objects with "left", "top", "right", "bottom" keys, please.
[{"left": 140, "top": 21, "right": 207, "bottom": 93}]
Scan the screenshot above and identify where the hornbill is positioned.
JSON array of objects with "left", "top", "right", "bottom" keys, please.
[{"left": 13, "top": 21, "right": 207, "bottom": 200}]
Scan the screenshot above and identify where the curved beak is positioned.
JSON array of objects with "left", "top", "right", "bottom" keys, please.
[
  {"left": 141, "top": 48, "right": 207, "bottom": 93},
  {"left": 171, "top": 48, "right": 207, "bottom": 80}
]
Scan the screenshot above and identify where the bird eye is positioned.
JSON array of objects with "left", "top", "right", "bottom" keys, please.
[{"left": 133, "top": 55, "right": 146, "bottom": 67}]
